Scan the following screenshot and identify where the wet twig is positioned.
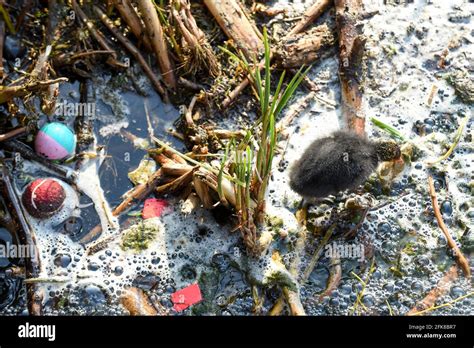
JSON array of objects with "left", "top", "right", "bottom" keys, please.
[
  {"left": 268, "top": 296, "right": 286, "bottom": 315},
  {"left": 137, "top": 0, "right": 176, "bottom": 88},
  {"left": 318, "top": 254, "right": 342, "bottom": 300},
  {"left": 113, "top": 169, "right": 164, "bottom": 217},
  {"left": 0, "top": 127, "right": 26, "bottom": 142},
  {"left": 114, "top": 0, "right": 152, "bottom": 52},
  {"left": 53, "top": 50, "right": 115, "bottom": 67},
  {"left": 270, "top": 251, "right": 306, "bottom": 315},
  {"left": 409, "top": 289, "right": 474, "bottom": 316},
  {"left": 74, "top": 80, "right": 95, "bottom": 163},
  {"left": 0, "top": 162, "right": 43, "bottom": 315},
  {"left": 301, "top": 224, "right": 336, "bottom": 283},
  {"left": 270, "top": 222, "right": 309, "bottom": 315},
  {"left": 2, "top": 140, "right": 75, "bottom": 182},
  {"left": 407, "top": 265, "right": 458, "bottom": 315},
  {"left": 93, "top": 5, "right": 168, "bottom": 101},
  {"left": 203, "top": 0, "right": 263, "bottom": 60},
  {"left": 120, "top": 287, "right": 164, "bottom": 315},
  {"left": 222, "top": 0, "right": 332, "bottom": 108},
  {"left": 46, "top": 0, "right": 60, "bottom": 45},
  {"left": 427, "top": 176, "right": 470, "bottom": 277},
  {"left": 282, "top": 287, "right": 306, "bottom": 316},
  {"left": 251, "top": 2, "right": 287, "bottom": 17},
  {"left": 335, "top": 0, "right": 366, "bottom": 136},
  {"left": 178, "top": 77, "right": 206, "bottom": 91},
  {"left": 71, "top": 0, "right": 127, "bottom": 69},
  {"left": 15, "top": 0, "right": 33, "bottom": 33},
  {"left": 0, "top": 77, "right": 68, "bottom": 104},
  {"left": 288, "top": 0, "right": 333, "bottom": 36},
  {"left": 274, "top": 24, "right": 335, "bottom": 69}
]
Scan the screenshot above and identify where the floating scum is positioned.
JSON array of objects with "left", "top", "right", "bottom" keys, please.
[{"left": 0, "top": 0, "right": 472, "bottom": 317}]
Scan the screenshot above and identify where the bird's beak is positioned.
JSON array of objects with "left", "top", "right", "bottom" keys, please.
[{"left": 393, "top": 156, "right": 404, "bottom": 164}]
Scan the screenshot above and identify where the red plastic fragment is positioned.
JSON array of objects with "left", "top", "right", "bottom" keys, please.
[
  {"left": 171, "top": 283, "right": 202, "bottom": 312},
  {"left": 142, "top": 198, "right": 168, "bottom": 219}
]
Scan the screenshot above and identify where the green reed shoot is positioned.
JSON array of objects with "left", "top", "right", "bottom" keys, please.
[{"left": 222, "top": 27, "right": 308, "bottom": 224}]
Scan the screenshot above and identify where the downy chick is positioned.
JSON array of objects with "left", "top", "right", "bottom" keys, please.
[{"left": 289, "top": 130, "right": 401, "bottom": 200}]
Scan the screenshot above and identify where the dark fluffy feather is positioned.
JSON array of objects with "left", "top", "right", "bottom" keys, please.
[{"left": 289, "top": 131, "right": 380, "bottom": 199}]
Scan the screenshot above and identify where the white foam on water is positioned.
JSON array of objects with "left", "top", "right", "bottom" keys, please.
[
  {"left": 5, "top": 0, "right": 473, "bottom": 316},
  {"left": 75, "top": 149, "right": 119, "bottom": 237}
]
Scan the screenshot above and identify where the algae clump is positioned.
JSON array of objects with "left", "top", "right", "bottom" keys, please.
[{"left": 121, "top": 219, "right": 161, "bottom": 252}]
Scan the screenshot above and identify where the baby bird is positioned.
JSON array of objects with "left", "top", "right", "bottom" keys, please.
[{"left": 289, "top": 130, "right": 401, "bottom": 200}]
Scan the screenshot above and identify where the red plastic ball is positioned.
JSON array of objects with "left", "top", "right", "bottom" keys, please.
[{"left": 22, "top": 179, "right": 66, "bottom": 218}]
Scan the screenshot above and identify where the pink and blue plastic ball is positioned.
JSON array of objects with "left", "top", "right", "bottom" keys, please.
[{"left": 35, "top": 122, "right": 76, "bottom": 160}]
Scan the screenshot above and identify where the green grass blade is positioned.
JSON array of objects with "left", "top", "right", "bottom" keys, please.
[
  {"left": 266, "top": 112, "right": 277, "bottom": 174},
  {"left": 254, "top": 57, "right": 264, "bottom": 111},
  {"left": 219, "top": 46, "right": 247, "bottom": 68},
  {"left": 270, "top": 70, "right": 287, "bottom": 116},
  {"left": 274, "top": 66, "right": 309, "bottom": 117},
  {"left": 370, "top": 117, "right": 406, "bottom": 141},
  {"left": 263, "top": 27, "right": 271, "bottom": 118},
  {"left": 217, "top": 141, "right": 231, "bottom": 201},
  {"left": 245, "top": 146, "right": 253, "bottom": 206},
  {"left": 0, "top": 4, "right": 16, "bottom": 35}
]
